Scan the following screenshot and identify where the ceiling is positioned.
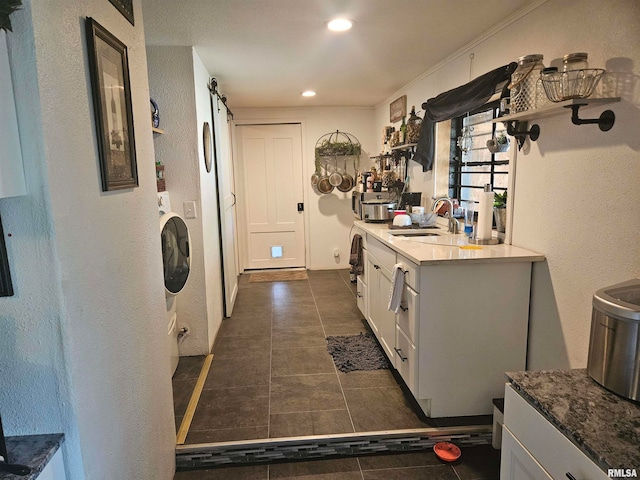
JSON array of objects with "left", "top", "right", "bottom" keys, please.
[{"left": 141, "top": 0, "right": 536, "bottom": 109}]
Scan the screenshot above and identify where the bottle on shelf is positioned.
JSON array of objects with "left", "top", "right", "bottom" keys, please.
[{"left": 400, "top": 116, "right": 407, "bottom": 144}]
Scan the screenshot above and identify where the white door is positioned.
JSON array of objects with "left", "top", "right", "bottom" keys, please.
[
  {"left": 236, "top": 123, "right": 305, "bottom": 270},
  {"left": 212, "top": 98, "right": 238, "bottom": 316}
]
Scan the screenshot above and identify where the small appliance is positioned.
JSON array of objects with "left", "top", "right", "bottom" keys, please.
[
  {"left": 352, "top": 191, "right": 392, "bottom": 220},
  {"left": 587, "top": 278, "right": 640, "bottom": 402}
]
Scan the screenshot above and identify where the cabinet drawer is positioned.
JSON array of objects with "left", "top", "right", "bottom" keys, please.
[
  {"left": 503, "top": 385, "right": 608, "bottom": 480},
  {"left": 356, "top": 276, "right": 367, "bottom": 318},
  {"left": 395, "top": 325, "right": 417, "bottom": 394},
  {"left": 501, "top": 426, "right": 553, "bottom": 480},
  {"left": 397, "top": 285, "right": 418, "bottom": 344},
  {"left": 397, "top": 254, "right": 419, "bottom": 291},
  {"left": 367, "top": 236, "right": 396, "bottom": 272}
]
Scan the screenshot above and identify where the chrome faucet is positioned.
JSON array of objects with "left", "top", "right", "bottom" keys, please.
[{"left": 432, "top": 197, "right": 460, "bottom": 234}]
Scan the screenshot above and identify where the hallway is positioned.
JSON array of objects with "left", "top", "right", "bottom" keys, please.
[
  {"left": 172, "top": 269, "right": 431, "bottom": 443},
  {"left": 172, "top": 269, "right": 499, "bottom": 479}
]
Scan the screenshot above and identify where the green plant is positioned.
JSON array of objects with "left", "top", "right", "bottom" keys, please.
[
  {"left": 0, "top": 0, "right": 22, "bottom": 32},
  {"left": 496, "top": 132, "right": 508, "bottom": 145},
  {"left": 315, "top": 139, "right": 361, "bottom": 157},
  {"left": 494, "top": 190, "right": 507, "bottom": 208}
]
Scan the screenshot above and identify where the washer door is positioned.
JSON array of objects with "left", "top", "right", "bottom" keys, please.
[{"left": 160, "top": 213, "right": 191, "bottom": 296}]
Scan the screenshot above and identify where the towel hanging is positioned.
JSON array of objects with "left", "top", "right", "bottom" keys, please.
[
  {"left": 349, "top": 234, "right": 363, "bottom": 276},
  {"left": 388, "top": 263, "right": 405, "bottom": 313}
]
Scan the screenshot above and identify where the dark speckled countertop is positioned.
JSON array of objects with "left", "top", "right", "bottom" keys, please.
[
  {"left": 506, "top": 369, "right": 640, "bottom": 473},
  {"left": 1, "top": 434, "right": 64, "bottom": 480}
]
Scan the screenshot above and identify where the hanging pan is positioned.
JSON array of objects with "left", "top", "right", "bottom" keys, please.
[
  {"left": 337, "top": 157, "right": 354, "bottom": 192},
  {"left": 310, "top": 157, "right": 321, "bottom": 186},
  {"left": 329, "top": 157, "right": 343, "bottom": 187},
  {"left": 317, "top": 162, "right": 334, "bottom": 194}
]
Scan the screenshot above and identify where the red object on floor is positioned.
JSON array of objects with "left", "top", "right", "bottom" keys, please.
[{"left": 433, "top": 441, "right": 462, "bottom": 462}]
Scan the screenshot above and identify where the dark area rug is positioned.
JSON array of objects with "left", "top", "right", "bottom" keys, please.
[{"left": 326, "top": 333, "right": 389, "bottom": 373}]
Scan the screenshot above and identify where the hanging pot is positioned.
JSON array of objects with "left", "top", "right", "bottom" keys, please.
[
  {"left": 337, "top": 157, "right": 354, "bottom": 192},
  {"left": 317, "top": 162, "right": 334, "bottom": 194},
  {"left": 310, "top": 157, "right": 321, "bottom": 186},
  {"left": 329, "top": 157, "right": 343, "bottom": 187}
]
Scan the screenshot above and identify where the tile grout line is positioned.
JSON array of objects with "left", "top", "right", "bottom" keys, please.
[{"left": 309, "top": 273, "right": 358, "bottom": 436}]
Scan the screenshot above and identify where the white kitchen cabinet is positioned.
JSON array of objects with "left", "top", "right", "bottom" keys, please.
[
  {"left": 358, "top": 227, "right": 532, "bottom": 418},
  {"left": 394, "top": 324, "right": 417, "bottom": 392},
  {"left": 365, "top": 245, "right": 396, "bottom": 362},
  {"left": 501, "top": 384, "right": 608, "bottom": 480},
  {"left": 501, "top": 426, "right": 553, "bottom": 480},
  {"left": 356, "top": 275, "right": 367, "bottom": 319}
]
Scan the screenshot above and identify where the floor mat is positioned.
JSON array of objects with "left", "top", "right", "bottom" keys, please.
[
  {"left": 326, "top": 333, "right": 390, "bottom": 373},
  {"left": 249, "top": 270, "right": 308, "bottom": 282}
]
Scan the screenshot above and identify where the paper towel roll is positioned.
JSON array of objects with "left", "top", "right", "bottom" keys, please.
[{"left": 476, "top": 189, "right": 494, "bottom": 240}]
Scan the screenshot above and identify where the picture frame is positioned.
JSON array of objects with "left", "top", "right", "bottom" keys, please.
[
  {"left": 86, "top": 17, "right": 138, "bottom": 191},
  {"left": 0, "top": 214, "right": 14, "bottom": 297},
  {"left": 108, "top": 0, "right": 134, "bottom": 26},
  {"left": 390, "top": 95, "right": 407, "bottom": 123}
]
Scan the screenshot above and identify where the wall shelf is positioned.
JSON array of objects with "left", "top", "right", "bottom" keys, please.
[
  {"left": 492, "top": 97, "right": 620, "bottom": 145},
  {"left": 493, "top": 97, "right": 620, "bottom": 123}
]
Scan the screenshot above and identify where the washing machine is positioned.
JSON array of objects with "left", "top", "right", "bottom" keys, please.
[{"left": 158, "top": 192, "right": 191, "bottom": 376}]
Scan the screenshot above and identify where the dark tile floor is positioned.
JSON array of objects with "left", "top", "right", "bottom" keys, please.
[
  {"left": 173, "top": 269, "right": 431, "bottom": 443},
  {"left": 172, "top": 269, "right": 500, "bottom": 479}
]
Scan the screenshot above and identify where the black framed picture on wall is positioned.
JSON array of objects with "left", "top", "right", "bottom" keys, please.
[
  {"left": 85, "top": 17, "right": 138, "bottom": 191},
  {"left": 108, "top": 0, "right": 134, "bottom": 25}
]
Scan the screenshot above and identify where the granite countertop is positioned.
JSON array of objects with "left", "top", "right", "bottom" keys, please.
[
  {"left": 354, "top": 220, "right": 545, "bottom": 266},
  {"left": 506, "top": 369, "right": 640, "bottom": 472},
  {"left": 1, "top": 434, "right": 64, "bottom": 480}
]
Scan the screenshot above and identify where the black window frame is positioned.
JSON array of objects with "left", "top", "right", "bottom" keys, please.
[{"left": 448, "top": 99, "right": 507, "bottom": 204}]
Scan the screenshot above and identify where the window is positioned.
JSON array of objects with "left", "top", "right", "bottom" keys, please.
[{"left": 449, "top": 100, "right": 508, "bottom": 205}]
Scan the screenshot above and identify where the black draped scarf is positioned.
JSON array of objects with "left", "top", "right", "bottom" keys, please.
[{"left": 412, "top": 62, "right": 517, "bottom": 171}]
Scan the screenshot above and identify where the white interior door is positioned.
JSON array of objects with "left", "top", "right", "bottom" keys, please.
[
  {"left": 236, "top": 123, "right": 305, "bottom": 270},
  {"left": 212, "top": 97, "right": 238, "bottom": 316}
]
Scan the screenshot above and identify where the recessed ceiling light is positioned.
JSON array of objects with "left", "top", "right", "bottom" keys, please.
[
  {"left": 302, "top": 91, "right": 316, "bottom": 97},
  {"left": 327, "top": 18, "right": 352, "bottom": 32}
]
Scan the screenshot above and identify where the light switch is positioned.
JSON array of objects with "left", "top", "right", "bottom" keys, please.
[{"left": 183, "top": 200, "right": 197, "bottom": 219}]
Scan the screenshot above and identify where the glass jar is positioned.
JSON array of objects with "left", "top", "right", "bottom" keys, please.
[
  {"left": 562, "top": 52, "right": 589, "bottom": 72},
  {"left": 509, "top": 54, "right": 546, "bottom": 112},
  {"left": 406, "top": 106, "right": 422, "bottom": 144}
]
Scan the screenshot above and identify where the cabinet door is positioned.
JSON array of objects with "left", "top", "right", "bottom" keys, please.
[
  {"left": 501, "top": 426, "right": 553, "bottom": 480},
  {"left": 365, "top": 250, "right": 379, "bottom": 335},
  {"left": 356, "top": 276, "right": 367, "bottom": 318},
  {"left": 397, "top": 284, "right": 418, "bottom": 344},
  {"left": 377, "top": 264, "right": 396, "bottom": 362},
  {"left": 395, "top": 325, "right": 417, "bottom": 393}
]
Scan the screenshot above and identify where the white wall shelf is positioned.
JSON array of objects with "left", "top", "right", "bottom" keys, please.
[
  {"left": 492, "top": 97, "right": 620, "bottom": 124},
  {"left": 493, "top": 97, "right": 620, "bottom": 144}
]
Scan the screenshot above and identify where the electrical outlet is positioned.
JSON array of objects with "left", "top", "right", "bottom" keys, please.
[{"left": 183, "top": 200, "right": 197, "bottom": 219}]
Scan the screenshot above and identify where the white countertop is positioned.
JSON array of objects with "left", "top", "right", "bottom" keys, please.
[{"left": 354, "top": 220, "right": 545, "bottom": 266}]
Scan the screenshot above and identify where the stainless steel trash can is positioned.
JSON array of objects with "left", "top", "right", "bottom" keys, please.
[{"left": 587, "top": 279, "right": 640, "bottom": 402}]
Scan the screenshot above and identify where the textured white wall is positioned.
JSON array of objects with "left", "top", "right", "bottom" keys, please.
[
  {"left": 374, "top": 0, "right": 640, "bottom": 369},
  {"left": 146, "top": 46, "right": 224, "bottom": 355},
  {"left": 0, "top": 1, "right": 176, "bottom": 479},
  {"left": 232, "top": 107, "right": 376, "bottom": 270}
]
